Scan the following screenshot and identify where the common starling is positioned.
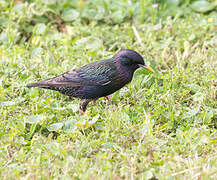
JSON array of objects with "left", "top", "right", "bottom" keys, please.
[{"left": 27, "top": 49, "right": 154, "bottom": 113}]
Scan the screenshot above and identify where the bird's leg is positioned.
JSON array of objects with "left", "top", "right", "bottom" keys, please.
[
  {"left": 79, "top": 99, "right": 92, "bottom": 114},
  {"left": 105, "top": 96, "right": 112, "bottom": 105}
]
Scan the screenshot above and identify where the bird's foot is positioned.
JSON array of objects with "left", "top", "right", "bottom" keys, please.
[
  {"left": 105, "top": 96, "right": 112, "bottom": 105},
  {"left": 79, "top": 99, "right": 92, "bottom": 114},
  {"left": 79, "top": 97, "right": 110, "bottom": 114},
  {"left": 79, "top": 108, "right": 85, "bottom": 114}
]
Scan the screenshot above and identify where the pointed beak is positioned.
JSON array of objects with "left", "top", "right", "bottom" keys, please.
[{"left": 139, "top": 64, "right": 154, "bottom": 72}]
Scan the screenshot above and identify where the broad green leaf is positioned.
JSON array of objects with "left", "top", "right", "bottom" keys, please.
[
  {"left": 188, "top": 33, "right": 196, "bottom": 41},
  {"left": 61, "top": 8, "right": 79, "bottom": 21},
  {"left": 26, "top": 115, "right": 45, "bottom": 124},
  {"left": 0, "top": 17, "right": 8, "bottom": 26},
  {"left": 25, "top": 115, "right": 45, "bottom": 124},
  {"left": 191, "top": 1, "right": 216, "bottom": 13},
  {"left": 193, "top": 92, "right": 204, "bottom": 102},
  {"left": 76, "top": 37, "right": 102, "bottom": 50},
  {"left": 167, "top": 0, "right": 180, "bottom": 6},
  {"left": 111, "top": 10, "right": 124, "bottom": 23},
  {"left": 31, "top": 48, "right": 43, "bottom": 58},
  {"left": 182, "top": 108, "right": 199, "bottom": 119},
  {"left": 67, "top": 104, "right": 79, "bottom": 113},
  {"left": 12, "top": 3, "right": 25, "bottom": 11},
  {"left": 47, "top": 123, "right": 63, "bottom": 132},
  {"left": 0, "top": 32, "right": 8, "bottom": 43},
  {"left": 142, "top": 170, "right": 154, "bottom": 179},
  {"left": 186, "top": 84, "right": 201, "bottom": 94},
  {"left": 63, "top": 119, "right": 78, "bottom": 132},
  {"left": 35, "top": 23, "right": 46, "bottom": 35}
]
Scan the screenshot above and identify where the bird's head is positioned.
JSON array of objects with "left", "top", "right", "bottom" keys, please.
[{"left": 115, "top": 49, "right": 154, "bottom": 73}]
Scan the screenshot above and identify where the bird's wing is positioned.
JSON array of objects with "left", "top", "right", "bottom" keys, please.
[
  {"left": 27, "top": 59, "right": 117, "bottom": 88},
  {"left": 63, "top": 60, "right": 117, "bottom": 86}
]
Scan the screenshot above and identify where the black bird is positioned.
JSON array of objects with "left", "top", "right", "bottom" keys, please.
[{"left": 27, "top": 49, "right": 154, "bottom": 113}]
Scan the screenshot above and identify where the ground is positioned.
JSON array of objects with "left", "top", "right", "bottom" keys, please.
[{"left": 0, "top": 0, "right": 217, "bottom": 179}]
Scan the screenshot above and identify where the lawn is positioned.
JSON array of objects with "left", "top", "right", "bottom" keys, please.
[{"left": 0, "top": 0, "right": 217, "bottom": 179}]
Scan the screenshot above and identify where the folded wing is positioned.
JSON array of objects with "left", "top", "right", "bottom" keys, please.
[{"left": 27, "top": 59, "right": 117, "bottom": 88}]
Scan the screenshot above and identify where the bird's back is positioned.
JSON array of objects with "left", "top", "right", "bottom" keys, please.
[{"left": 27, "top": 57, "right": 128, "bottom": 99}]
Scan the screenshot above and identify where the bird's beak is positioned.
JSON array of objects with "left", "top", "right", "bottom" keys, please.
[{"left": 139, "top": 64, "right": 154, "bottom": 72}]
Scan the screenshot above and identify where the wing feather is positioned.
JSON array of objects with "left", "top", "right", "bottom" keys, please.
[
  {"left": 27, "top": 58, "right": 117, "bottom": 88},
  {"left": 61, "top": 59, "right": 117, "bottom": 86}
]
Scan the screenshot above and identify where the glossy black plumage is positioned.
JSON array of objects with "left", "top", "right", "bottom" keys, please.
[{"left": 27, "top": 49, "right": 154, "bottom": 113}]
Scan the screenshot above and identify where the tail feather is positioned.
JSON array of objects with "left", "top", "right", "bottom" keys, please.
[
  {"left": 26, "top": 81, "right": 49, "bottom": 88},
  {"left": 26, "top": 73, "right": 85, "bottom": 88}
]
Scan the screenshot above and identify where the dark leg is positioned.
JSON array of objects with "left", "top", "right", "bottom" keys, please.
[
  {"left": 105, "top": 96, "right": 112, "bottom": 105},
  {"left": 79, "top": 99, "right": 92, "bottom": 114}
]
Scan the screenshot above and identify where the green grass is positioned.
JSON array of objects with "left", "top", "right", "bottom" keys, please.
[{"left": 0, "top": 0, "right": 217, "bottom": 179}]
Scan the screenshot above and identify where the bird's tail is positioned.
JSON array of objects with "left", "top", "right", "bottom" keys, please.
[{"left": 26, "top": 81, "right": 49, "bottom": 88}]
